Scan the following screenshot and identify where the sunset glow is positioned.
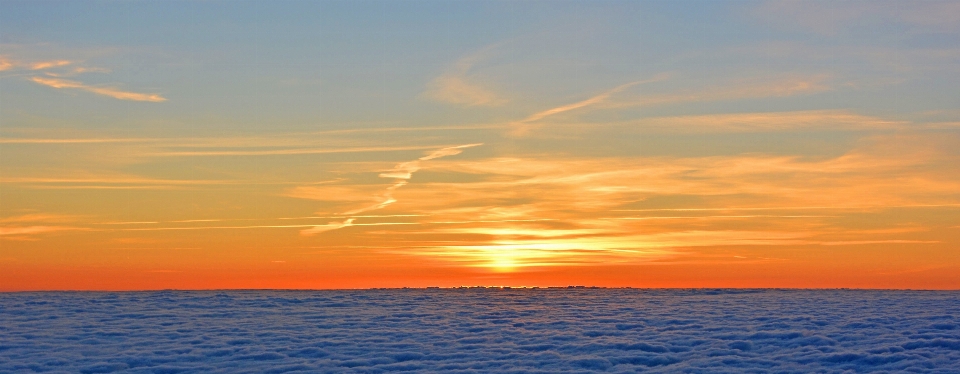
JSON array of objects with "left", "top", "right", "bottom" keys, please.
[{"left": 2, "top": 1, "right": 959, "bottom": 290}]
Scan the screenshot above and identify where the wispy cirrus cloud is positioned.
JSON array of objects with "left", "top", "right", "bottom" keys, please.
[
  {"left": 0, "top": 213, "right": 82, "bottom": 224},
  {"left": 31, "top": 76, "right": 166, "bottom": 102},
  {"left": 425, "top": 74, "right": 506, "bottom": 107},
  {"left": 0, "top": 124, "right": 501, "bottom": 146},
  {"left": 109, "top": 221, "right": 413, "bottom": 232},
  {"left": 335, "top": 133, "right": 958, "bottom": 268},
  {"left": 274, "top": 132, "right": 960, "bottom": 270},
  {"left": 343, "top": 143, "right": 482, "bottom": 215},
  {"left": 423, "top": 44, "right": 507, "bottom": 107},
  {"left": 519, "top": 81, "right": 647, "bottom": 123},
  {"left": 0, "top": 137, "right": 151, "bottom": 144},
  {"left": 508, "top": 76, "right": 668, "bottom": 136},
  {"left": 0, "top": 56, "right": 12, "bottom": 71},
  {"left": 0, "top": 176, "right": 236, "bottom": 190},
  {"left": 295, "top": 144, "right": 482, "bottom": 235},
  {"left": 633, "top": 110, "right": 903, "bottom": 133},
  {"left": 424, "top": 148, "right": 957, "bottom": 210},
  {"left": 0, "top": 213, "right": 87, "bottom": 238},
  {"left": 603, "top": 74, "right": 832, "bottom": 109},
  {"left": 287, "top": 134, "right": 958, "bottom": 223},
  {"left": 151, "top": 145, "right": 443, "bottom": 157},
  {"left": 0, "top": 225, "right": 85, "bottom": 237},
  {"left": 0, "top": 56, "right": 74, "bottom": 72},
  {"left": 300, "top": 219, "right": 355, "bottom": 236},
  {"left": 29, "top": 60, "right": 72, "bottom": 70},
  {"left": 538, "top": 109, "right": 955, "bottom": 136},
  {"left": 502, "top": 73, "right": 845, "bottom": 137},
  {"left": 1, "top": 52, "right": 165, "bottom": 102}
]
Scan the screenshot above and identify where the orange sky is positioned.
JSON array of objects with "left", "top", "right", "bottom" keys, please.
[{"left": 2, "top": 1, "right": 959, "bottom": 290}]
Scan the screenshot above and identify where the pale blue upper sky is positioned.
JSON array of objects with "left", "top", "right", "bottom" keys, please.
[{"left": 4, "top": 1, "right": 955, "bottom": 138}]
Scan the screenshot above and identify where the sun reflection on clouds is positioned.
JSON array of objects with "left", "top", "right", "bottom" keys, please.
[
  {"left": 395, "top": 226, "right": 822, "bottom": 272},
  {"left": 279, "top": 132, "right": 960, "bottom": 273},
  {"left": 407, "top": 236, "right": 683, "bottom": 272}
]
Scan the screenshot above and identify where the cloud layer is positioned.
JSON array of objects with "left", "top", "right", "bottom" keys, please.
[{"left": 1, "top": 290, "right": 957, "bottom": 372}]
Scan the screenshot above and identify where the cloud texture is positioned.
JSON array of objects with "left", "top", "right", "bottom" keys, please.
[{"left": 1, "top": 290, "right": 957, "bottom": 372}]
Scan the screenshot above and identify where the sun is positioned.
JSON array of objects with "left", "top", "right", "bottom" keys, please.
[{"left": 488, "top": 252, "right": 519, "bottom": 272}]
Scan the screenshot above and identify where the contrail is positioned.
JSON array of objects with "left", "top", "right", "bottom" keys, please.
[
  {"left": 300, "top": 219, "right": 355, "bottom": 236},
  {"left": 343, "top": 143, "right": 482, "bottom": 215},
  {"left": 508, "top": 74, "right": 670, "bottom": 136},
  {"left": 301, "top": 143, "right": 482, "bottom": 236}
]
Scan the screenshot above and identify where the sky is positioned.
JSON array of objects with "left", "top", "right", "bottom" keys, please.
[{"left": 1, "top": 0, "right": 959, "bottom": 290}]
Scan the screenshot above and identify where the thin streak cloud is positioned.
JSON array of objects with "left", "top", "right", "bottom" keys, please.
[
  {"left": 633, "top": 110, "right": 902, "bottom": 133},
  {"left": 31, "top": 76, "right": 166, "bottom": 102},
  {"left": 0, "top": 138, "right": 151, "bottom": 144},
  {"left": 0, "top": 213, "right": 82, "bottom": 224},
  {"left": 153, "top": 145, "right": 446, "bottom": 157},
  {"left": 519, "top": 81, "right": 646, "bottom": 123},
  {"left": 91, "top": 214, "right": 425, "bottom": 226},
  {"left": 614, "top": 203, "right": 960, "bottom": 212},
  {"left": 29, "top": 60, "right": 72, "bottom": 70},
  {"left": 509, "top": 76, "right": 667, "bottom": 136},
  {"left": 606, "top": 215, "right": 833, "bottom": 220},
  {"left": 1, "top": 177, "right": 233, "bottom": 186},
  {"left": 300, "top": 219, "right": 355, "bottom": 236},
  {"left": 0, "top": 226, "right": 85, "bottom": 236},
  {"left": 114, "top": 222, "right": 414, "bottom": 232},
  {"left": 605, "top": 74, "right": 832, "bottom": 109},
  {"left": 94, "top": 221, "right": 159, "bottom": 225},
  {"left": 817, "top": 240, "right": 940, "bottom": 246},
  {"left": 312, "top": 124, "right": 505, "bottom": 136},
  {"left": 341, "top": 144, "right": 482, "bottom": 216}
]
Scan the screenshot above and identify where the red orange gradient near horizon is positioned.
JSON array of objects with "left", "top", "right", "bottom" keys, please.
[{"left": 3, "top": 133, "right": 959, "bottom": 291}]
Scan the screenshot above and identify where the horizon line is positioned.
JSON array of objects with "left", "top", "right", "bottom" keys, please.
[{"left": 4, "top": 286, "right": 958, "bottom": 293}]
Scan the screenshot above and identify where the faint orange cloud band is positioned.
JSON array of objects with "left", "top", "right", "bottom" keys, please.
[
  {"left": 31, "top": 76, "right": 166, "bottom": 102},
  {"left": 0, "top": 225, "right": 85, "bottom": 236},
  {"left": 30, "top": 60, "right": 72, "bottom": 70}
]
